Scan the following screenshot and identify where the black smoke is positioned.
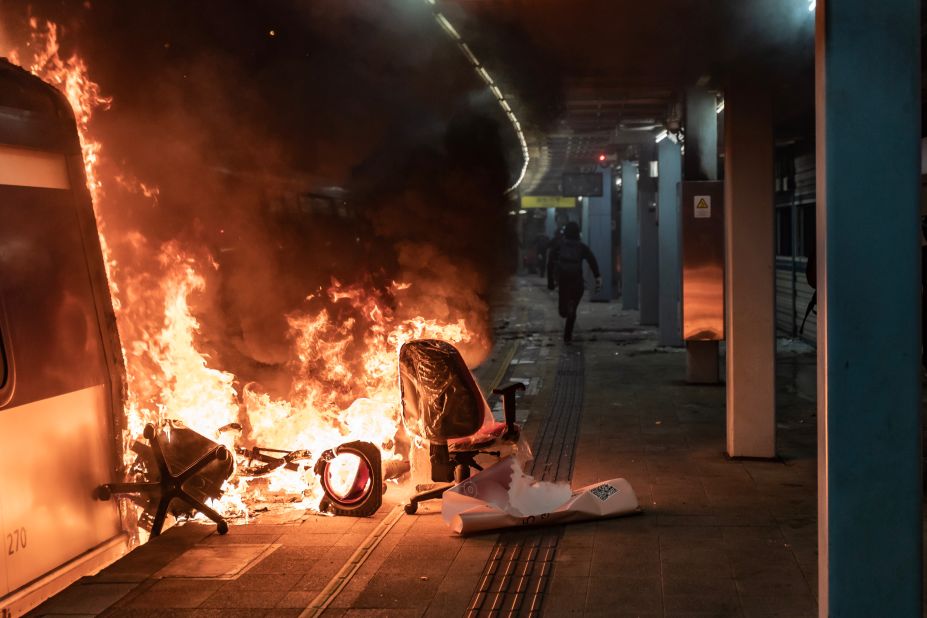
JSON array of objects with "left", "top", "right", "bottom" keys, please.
[{"left": 1, "top": 0, "right": 519, "bottom": 393}]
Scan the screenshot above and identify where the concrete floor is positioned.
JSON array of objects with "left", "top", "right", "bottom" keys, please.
[{"left": 30, "top": 275, "right": 832, "bottom": 617}]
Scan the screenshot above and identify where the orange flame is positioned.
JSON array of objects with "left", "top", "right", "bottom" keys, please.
[{"left": 6, "top": 19, "right": 485, "bottom": 527}]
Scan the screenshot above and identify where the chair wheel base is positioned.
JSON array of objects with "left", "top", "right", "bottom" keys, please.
[
  {"left": 98, "top": 422, "right": 231, "bottom": 537},
  {"left": 404, "top": 502, "right": 418, "bottom": 515}
]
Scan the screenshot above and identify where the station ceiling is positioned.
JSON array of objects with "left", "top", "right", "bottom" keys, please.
[{"left": 441, "top": 0, "right": 816, "bottom": 195}]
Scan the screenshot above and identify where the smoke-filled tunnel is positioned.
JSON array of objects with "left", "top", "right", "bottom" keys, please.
[{"left": 0, "top": 1, "right": 924, "bottom": 616}]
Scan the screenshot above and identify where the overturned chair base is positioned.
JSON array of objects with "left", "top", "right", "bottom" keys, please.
[
  {"left": 97, "top": 423, "right": 231, "bottom": 536},
  {"left": 398, "top": 338, "right": 525, "bottom": 516}
]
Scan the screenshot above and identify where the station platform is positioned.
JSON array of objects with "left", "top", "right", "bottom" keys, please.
[{"left": 30, "top": 275, "right": 828, "bottom": 617}]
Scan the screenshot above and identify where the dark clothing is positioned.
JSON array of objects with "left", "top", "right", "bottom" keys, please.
[
  {"left": 548, "top": 238, "right": 600, "bottom": 287},
  {"left": 547, "top": 238, "right": 600, "bottom": 341}
]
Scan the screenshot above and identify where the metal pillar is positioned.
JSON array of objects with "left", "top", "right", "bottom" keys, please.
[
  {"left": 723, "top": 79, "right": 775, "bottom": 458},
  {"left": 685, "top": 87, "right": 718, "bottom": 181},
  {"left": 587, "top": 167, "right": 613, "bottom": 301},
  {"left": 639, "top": 147, "right": 659, "bottom": 324},
  {"left": 580, "top": 196, "right": 590, "bottom": 246},
  {"left": 545, "top": 207, "right": 557, "bottom": 239},
  {"left": 620, "top": 162, "right": 639, "bottom": 310},
  {"left": 684, "top": 86, "right": 720, "bottom": 381},
  {"left": 657, "top": 139, "right": 682, "bottom": 346},
  {"left": 815, "top": 1, "right": 922, "bottom": 614}
]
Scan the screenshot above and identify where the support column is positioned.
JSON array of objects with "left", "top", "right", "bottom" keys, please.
[
  {"left": 657, "top": 139, "right": 682, "bottom": 346},
  {"left": 816, "top": 1, "right": 921, "bottom": 615},
  {"left": 588, "top": 167, "right": 613, "bottom": 301},
  {"left": 580, "top": 196, "right": 590, "bottom": 246},
  {"left": 685, "top": 87, "right": 718, "bottom": 180},
  {"left": 684, "top": 86, "right": 720, "bottom": 381},
  {"left": 639, "top": 146, "right": 659, "bottom": 324},
  {"left": 723, "top": 80, "right": 775, "bottom": 458},
  {"left": 620, "top": 162, "right": 639, "bottom": 310},
  {"left": 545, "top": 207, "right": 556, "bottom": 239}
]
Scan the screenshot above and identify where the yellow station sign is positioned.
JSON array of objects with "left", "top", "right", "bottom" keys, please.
[{"left": 521, "top": 195, "right": 576, "bottom": 209}]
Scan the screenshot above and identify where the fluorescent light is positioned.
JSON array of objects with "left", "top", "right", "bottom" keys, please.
[
  {"left": 518, "top": 209, "right": 527, "bottom": 214},
  {"left": 459, "top": 43, "right": 478, "bottom": 66},
  {"left": 615, "top": 177, "right": 622, "bottom": 187},
  {"left": 716, "top": 99, "right": 725, "bottom": 114},
  {"left": 808, "top": 0, "right": 816, "bottom": 11},
  {"left": 428, "top": 3, "right": 529, "bottom": 194},
  {"left": 655, "top": 129, "right": 668, "bottom": 143},
  {"left": 435, "top": 13, "right": 461, "bottom": 40}
]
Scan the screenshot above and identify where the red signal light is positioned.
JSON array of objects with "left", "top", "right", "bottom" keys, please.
[{"left": 598, "top": 153, "right": 606, "bottom": 163}]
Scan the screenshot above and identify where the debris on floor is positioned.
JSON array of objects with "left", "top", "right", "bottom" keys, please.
[{"left": 441, "top": 456, "right": 640, "bottom": 534}]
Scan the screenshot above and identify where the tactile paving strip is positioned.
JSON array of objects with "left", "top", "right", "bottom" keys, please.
[{"left": 466, "top": 347, "right": 584, "bottom": 618}]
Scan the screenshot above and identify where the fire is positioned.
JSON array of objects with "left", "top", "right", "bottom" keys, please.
[
  {"left": 6, "top": 19, "right": 486, "bottom": 530},
  {"left": 11, "top": 19, "right": 119, "bottom": 297}
]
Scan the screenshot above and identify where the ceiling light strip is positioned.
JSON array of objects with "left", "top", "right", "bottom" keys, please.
[
  {"left": 427, "top": 5, "right": 529, "bottom": 193},
  {"left": 434, "top": 13, "right": 461, "bottom": 40}
]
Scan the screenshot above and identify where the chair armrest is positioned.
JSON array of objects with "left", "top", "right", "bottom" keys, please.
[{"left": 492, "top": 382, "right": 526, "bottom": 441}]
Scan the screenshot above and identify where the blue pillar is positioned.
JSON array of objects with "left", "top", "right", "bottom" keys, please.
[
  {"left": 685, "top": 88, "right": 718, "bottom": 181},
  {"left": 657, "top": 139, "right": 682, "bottom": 346},
  {"left": 545, "top": 207, "right": 556, "bottom": 239},
  {"left": 580, "top": 196, "right": 590, "bottom": 245},
  {"left": 587, "top": 167, "right": 612, "bottom": 301},
  {"left": 621, "top": 162, "right": 639, "bottom": 310},
  {"left": 816, "top": 1, "right": 921, "bottom": 614},
  {"left": 639, "top": 150, "right": 659, "bottom": 325}
]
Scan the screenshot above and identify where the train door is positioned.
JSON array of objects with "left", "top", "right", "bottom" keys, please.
[{"left": 0, "top": 62, "right": 127, "bottom": 613}]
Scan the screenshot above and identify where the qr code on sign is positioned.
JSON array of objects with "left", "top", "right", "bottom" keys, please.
[{"left": 590, "top": 483, "right": 618, "bottom": 501}]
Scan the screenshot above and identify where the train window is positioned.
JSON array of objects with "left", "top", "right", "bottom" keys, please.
[
  {"left": 0, "top": 81, "right": 57, "bottom": 114},
  {"left": 0, "top": 144, "right": 70, "bottom": 190},
  {"left": 776, "top": 207, "right": 793, "bottom": 257},
  {"left": 798, "top": 203, "right": 816, "bottom": 258}
]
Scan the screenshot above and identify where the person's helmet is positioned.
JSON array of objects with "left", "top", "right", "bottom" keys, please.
[{"left": 564, "top": 221, "right": 580, "bottom": 240}]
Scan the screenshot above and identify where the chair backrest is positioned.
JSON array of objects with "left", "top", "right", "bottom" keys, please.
[{"left": 399, "top": 339, "right": 487, "bottom": 442}]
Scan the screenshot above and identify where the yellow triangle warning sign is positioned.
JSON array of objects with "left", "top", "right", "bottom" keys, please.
[{"left": 694, "top": 195, "right": 711, "bottom": 218}]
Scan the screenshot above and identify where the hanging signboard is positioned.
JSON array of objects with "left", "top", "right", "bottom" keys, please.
[
  {"left": 521, "top": 195, "right": 576, "bottom": 209},
  {"left": 561, "top": 172, "right": 603, "bottom": 197}
]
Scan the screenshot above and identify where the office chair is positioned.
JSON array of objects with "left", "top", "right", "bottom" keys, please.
[
  {"left": 97, "top": 421, "right": 234, "bottom": 536},
  {"left": 399, "top": 339, "right": 523, "bottom": 515}
]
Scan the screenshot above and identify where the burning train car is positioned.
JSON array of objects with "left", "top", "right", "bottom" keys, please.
[
  {"left": 0, "top": 12, "right": 504, "bottom": 613},
  {"left": 0, "top": 60, "right": 128, "bottom": 613},
  {"left": 0, "top": 58, "right": 390, "bottom": 615}
]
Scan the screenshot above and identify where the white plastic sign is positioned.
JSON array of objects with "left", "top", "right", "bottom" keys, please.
[{"left": 694, "top": 195, "right": 711, "bottom": 218}]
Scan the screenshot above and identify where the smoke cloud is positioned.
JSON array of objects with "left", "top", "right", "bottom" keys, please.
[{"left": 2, "top": 0, "right": 517, "bottom": 406}]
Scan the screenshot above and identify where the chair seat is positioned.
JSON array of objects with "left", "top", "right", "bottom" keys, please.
[{"left": 448, "top": 420, "right": 508, "bottom": 450}]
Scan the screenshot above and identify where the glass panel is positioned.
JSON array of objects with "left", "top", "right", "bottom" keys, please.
[
  {"left": 799, "top": 203, "right": 816, "bottom": 257},
  {"left": 776, "top": 207, "right": 793, "bottom": 257}
]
